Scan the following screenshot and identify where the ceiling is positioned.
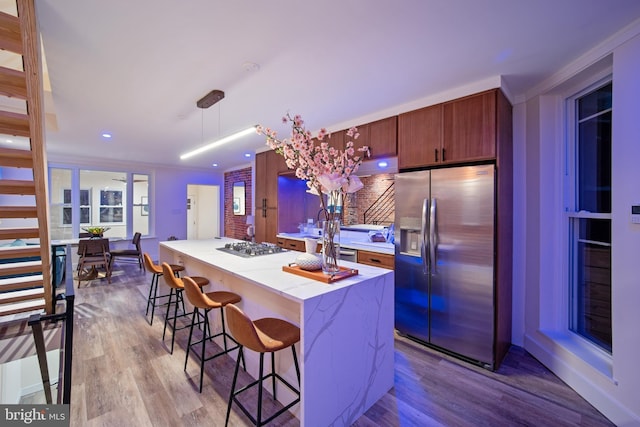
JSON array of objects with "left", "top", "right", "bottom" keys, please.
[{"left": 6, "top": 1, "right": 640, "bottom": 171}]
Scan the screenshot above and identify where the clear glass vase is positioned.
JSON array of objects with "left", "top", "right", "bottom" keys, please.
[{"left": 321, "top": 219, "right": 341, "bottom": 274}]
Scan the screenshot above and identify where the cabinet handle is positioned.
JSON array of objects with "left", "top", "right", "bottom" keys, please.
[
  {"left": 262, "top": 198, "right": 267, "bottom": 218},
  {"left": 434, "top": 149, "right": 438, "bottom": 162},
  {"left": 370, "top": 258, "right": 381, "bottom": 263},
  {"left": 442, "top": 148, "right": 446, "bottom": 162}
]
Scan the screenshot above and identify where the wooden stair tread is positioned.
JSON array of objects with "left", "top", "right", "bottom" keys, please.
[
  {"left": 0, "top": 274, "right": 43, "bottom": 291},
  {"left": 0, "top": 244, "right": 41, "bottom": 259},
  {"left": 0, "top": 228, "right": 40, "bottom": 240},
  {"left": 0, "top": 260, "right": 41, "bottom": 276},
  {"left": 0, "top": 146, "right": 32, "bottom": 168},
  {"left": 0, "top": 299, "right": 45, "bottom": 317},
  {"left": 0, "top": 110, "right": 30, "bottom": 137},
  {"left": 0, "top": 66, "right": 27, "bottom": 99},
  {"left": 0, "top": 179, "right": 36, "bottom": 195},
  {"left": 0, "top": 11, "right": 22, "bottom": 55},
  {"left": 0, "top": 206, "right": 38, "bottom": 218},
  {"left": 0, "top": 287, "right": 44, "bottom": 304}
]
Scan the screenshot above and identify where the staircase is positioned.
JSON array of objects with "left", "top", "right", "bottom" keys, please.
[
  {"left": 0, "top": 0, "right": 52, "bottom": 317},
  {"left": 363, "top": 182, "right": 395, "bottom": 226}
]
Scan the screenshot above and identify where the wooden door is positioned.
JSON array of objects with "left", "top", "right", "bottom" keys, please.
[
  {"left": 398, "top": 104, "right": 443, "bottom": 169},
  {"left": 442, "top": 89, "right": 496, "bottom": 163}
]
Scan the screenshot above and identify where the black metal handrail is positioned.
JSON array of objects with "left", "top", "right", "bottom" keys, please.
[
  {"left": 363, "top": 182, "right": 395, "bottom": 226},
  {"left": 28, "top": 244, "right": 74, "bottom": 404}
]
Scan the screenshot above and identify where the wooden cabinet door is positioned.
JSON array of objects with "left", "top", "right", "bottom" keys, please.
[
  {"left": 327, "top": 129, "right": 345, "bottom": 148},
  {"left": 367, "top": 116, "right": 397, "bottom": 159},
  {"left": 398, "top": 104, "right": 443, "bottom": 169},
  {"left": 255, "top": 151, "right": 279, "bottom": 243},
  {"left": 442, "top": 89, "right": 496, "bottom": 163},
  {"left": 351, "top": 122, "right": 370, "bottom": 159}
]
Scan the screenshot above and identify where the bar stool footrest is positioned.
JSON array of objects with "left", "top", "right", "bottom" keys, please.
[{"left": 230, "top": 372, "right": 300, "bottom": 426}]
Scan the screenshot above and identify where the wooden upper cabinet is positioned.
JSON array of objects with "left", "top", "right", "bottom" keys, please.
[
  {"left": 327, "top": 129, "right": 345, "bottom": 148},
  {"left": 442, "top": 89, "right": 497, "bottom": 163},
  {"left": 398, "top": 104, "right": 443, "bottom": 169},
  {"left": 273, "top": 149, "right": 289, "bottom": 174},
  {"left": 398, "top": 88, "right": 509, "bottom": 169},
  {"left": 364, "top": 116, "right": 397, "bottom": 159}
]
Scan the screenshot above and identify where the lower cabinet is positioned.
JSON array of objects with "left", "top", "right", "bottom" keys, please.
[
  {"left": 357, "top": 250, "right": 395, "bottom": 270},
  {"left": 277, "top": 238, "right": 394, "bottom": 269},
  {"left": 277, "top": 238, "right": 305, "bottom": 252}
]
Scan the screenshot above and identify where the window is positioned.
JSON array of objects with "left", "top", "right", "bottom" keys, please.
[
  {"left": 567, "top": 81, "right": 612, "bottom": 353},
  {"left": 49, "top": 168, "right": 149, "bottom": 240},
  {"left": 62, "top": 189, "right": 91, "bottom": 225},
  {"left": 99, "top": 190, "right": 123, "bottom": 223}
]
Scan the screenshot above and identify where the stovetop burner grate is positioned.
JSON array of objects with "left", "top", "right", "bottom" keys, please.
[{"left": 217, "top": 242, "right": 285, "bottom": 257}]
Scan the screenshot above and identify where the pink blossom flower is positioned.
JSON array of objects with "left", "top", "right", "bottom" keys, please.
[{"left": 256, "top": 113, "right": 370, "bottom": 220}]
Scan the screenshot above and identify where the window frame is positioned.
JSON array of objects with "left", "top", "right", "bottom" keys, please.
[
  {"left": 48, "top": 164, "right": 152, "bottom": 239},
  {"left": 564, "top": 76, "right": 613, "bottom": 354}
]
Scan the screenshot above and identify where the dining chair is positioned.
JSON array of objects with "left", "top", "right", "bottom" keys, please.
[
  {"left": 109, "top": 232, "right": 143, "bottom": 269},
  {"left": 77, "top": 238, "right": 111, "bottom": 284}
]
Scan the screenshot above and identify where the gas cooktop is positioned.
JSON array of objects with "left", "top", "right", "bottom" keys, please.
[{"left": 217, "top": 242, "right": 285, "bottom": 258}]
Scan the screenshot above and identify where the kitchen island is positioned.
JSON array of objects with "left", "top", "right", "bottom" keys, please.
[{"left": 159, "top": 238, "right": 394, "bottom": 427}]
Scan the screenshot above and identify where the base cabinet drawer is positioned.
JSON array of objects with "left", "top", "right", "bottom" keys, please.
[
  {"left": 357, "top": 250, "right": 394, "bottom": 269},
  {"left": 277, "top": 238, "right": 306, "bottom": 252}
]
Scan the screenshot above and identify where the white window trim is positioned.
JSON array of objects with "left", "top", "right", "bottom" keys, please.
[
  {"left": 552, "top": 73, "right": 614, "bottom": 377},
  {"left": 535, "top": 67, "right": 615, "bottom": 382}
]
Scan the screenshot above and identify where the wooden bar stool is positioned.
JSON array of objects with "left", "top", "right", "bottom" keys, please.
[
  {"left": 160, "top": 262, "right": 209, "bottom": 354},
  {"left": 182, "top": 276, "right": 245, "bottom": 392},
  {"left": 142, "top": 253, "right": 185, "bottom": 325},
  {"left": 224, "top": 303, "right": 301, "bottom": 427}
]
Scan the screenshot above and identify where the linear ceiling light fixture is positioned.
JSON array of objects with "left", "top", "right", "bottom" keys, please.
[
  {"left": 180, "top": 126, "right": 257, "bottom": 160},
  {"left": 180, "top": 88, "right": 256, "bottom": 160}
]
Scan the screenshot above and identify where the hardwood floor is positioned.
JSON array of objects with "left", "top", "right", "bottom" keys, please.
[{"left": 68, "top": 263, "right": 613, "bottom": 426}]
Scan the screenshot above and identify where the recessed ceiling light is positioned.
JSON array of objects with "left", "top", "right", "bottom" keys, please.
[
  {"left": 377, "top": 160, "right": 389, "bottom": 168},
  {"left": 212, "top": 163, "right": 218, "bottom": 167},
  {"left": 242, "top": 62, "right": 260, "bottom": 72},
  {"left": 244, "top": 153, "right": 251, "bottom": 158},
  {"left": 102, "top": 133, "right": 112, "bottom": 139}
]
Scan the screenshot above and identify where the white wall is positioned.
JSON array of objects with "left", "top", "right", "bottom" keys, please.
[
  {"left": 519, "top": 31, "right": 640, "bottom": 426},
  {"left": 151, "top": 164, "right": 223, "bottom": 258}
]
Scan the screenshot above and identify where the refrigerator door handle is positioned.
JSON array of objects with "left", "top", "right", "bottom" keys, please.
[
  {"left": 421, "top": 197, "right": 429, "bottom": 274},
  {"left": 430, "top": 198, "right": 437, "bottom": 274}
]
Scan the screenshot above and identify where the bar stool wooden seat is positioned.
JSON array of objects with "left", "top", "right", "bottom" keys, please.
[
  {"left": 224, "top": 303, "right": 301, "bottom": 427},
  {"left": 142, "top": 253, "right": 185, "bottom": 325},
  {"left": 182, "top": 276, "right": 245, "bottom": 392},
  {"left": 160, "top": 262, "right": 209, "bottom": 354}
]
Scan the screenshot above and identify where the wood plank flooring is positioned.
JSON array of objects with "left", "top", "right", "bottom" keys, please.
[{"left": 67, "top": 263, "right": 614, "bottom": 426}]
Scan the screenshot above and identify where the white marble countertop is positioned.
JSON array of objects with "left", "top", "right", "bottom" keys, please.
[
  {"left": 277, "top": 232, "right": 395, "bottom": 255},
  {"left": 159, "top": 238, "right": 393, "bottom": 303}
]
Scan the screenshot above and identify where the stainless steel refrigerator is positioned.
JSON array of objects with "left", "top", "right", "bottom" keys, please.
[{"left": 394, "top": 164, "right": 497, "bottom": 368}]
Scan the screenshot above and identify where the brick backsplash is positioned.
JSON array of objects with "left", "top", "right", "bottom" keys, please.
[
  {"left": 344, "top": 173, "right": 395, "bottom": 226},
  {"left": 224, "top": 167, "right": 252, "bottom": 240}
]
